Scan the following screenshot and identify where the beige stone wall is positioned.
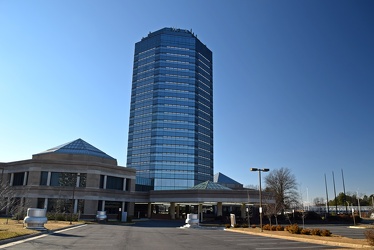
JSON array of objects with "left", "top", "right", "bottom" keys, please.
[
  {"left": 127, "top": 202, "right": 134, "bottom": 217},
  {"left": 1, "top": 155, "right": 137, "bottom": 217},
  {"left": 130, "top": 178, "right": 136, "bottom": 191},
  {"left": 27, "top": 170, "right": 41, "bottom": 186},
  {"left": 32, "top": 153, "right": 118, "bottom": 166},
  {"left": 26, "top": 198, "right": 38, "bottom": 208},
  {"left": 86, "top": 173, "right": 100, "bottom": 189},
  {"left": 84, "top": 200, "right": 98, "bottom": 214}
]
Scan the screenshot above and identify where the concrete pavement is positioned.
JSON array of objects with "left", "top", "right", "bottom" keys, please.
[{"left": 0, "top": 223, "right": 345, "bottom": 250}]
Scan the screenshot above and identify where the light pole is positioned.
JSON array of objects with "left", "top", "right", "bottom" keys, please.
[
  {"left": 357, "top": 191, "right": 362, "bottom": 218},
  {"left": 250, "top": 168, "right": 269, "bottom": 232}
]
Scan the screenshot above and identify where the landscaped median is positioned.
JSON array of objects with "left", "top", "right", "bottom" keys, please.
[
  {"left": 0, "top": 218, "right": 84, "bottom": 242},
  {"left": 226, "top": 224, "right": 373, "bottom": 249}
]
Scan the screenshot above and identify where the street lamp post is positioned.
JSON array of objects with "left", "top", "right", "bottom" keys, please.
[
  {"left": 250, "top": 168, "right": 269, "bottom": 232},
  {"left": 357, "top": 191, "right": 362, "bottom": 218}
]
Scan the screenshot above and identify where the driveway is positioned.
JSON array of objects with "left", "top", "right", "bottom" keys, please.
[{"left": 0, "top": 220, "right": 346, "bottom": 250}]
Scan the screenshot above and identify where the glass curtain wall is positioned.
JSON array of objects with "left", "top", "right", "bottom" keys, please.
[{"left": 127, "top": 28, "right": 213, "bottom": 190}]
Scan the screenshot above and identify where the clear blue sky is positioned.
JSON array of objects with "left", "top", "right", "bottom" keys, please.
[{"left": 1, "top": 0, "right": 373, "bottom": 204}]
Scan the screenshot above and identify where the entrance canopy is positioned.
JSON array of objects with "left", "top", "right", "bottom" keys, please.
[{"left": 147, "top": 181, "right": 275, "bottom": 205}]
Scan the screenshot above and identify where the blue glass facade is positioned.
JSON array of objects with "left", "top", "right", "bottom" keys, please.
[{"left": 126, "top": 28, "right": 213, "bottom": 191}]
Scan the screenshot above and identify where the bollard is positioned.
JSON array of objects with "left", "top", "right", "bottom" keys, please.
[
  {"left": 24, "top": 208, "right": 48, "bottom": 230},
  {"left": 183, "top": 213, "right": 199, "bottom": 228}
]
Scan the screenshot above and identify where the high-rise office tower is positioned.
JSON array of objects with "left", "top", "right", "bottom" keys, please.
[{"left": 126, "top": 28, "right": 213, "bottom": 191}]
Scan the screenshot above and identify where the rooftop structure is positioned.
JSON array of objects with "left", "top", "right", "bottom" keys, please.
[
  {"left": 190, "top": 180, "right": 231, "bottom": 190},
  {"left": 214, "top": 172, "right": 244, "bottom": 190},
  {"left": 36, "top": 138, "right": 115, "bottom": 160},
  {"left": 33, "top": 138, "right": 117, "bottom": 165}
]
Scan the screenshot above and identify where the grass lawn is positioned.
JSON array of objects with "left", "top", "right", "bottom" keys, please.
[{"left": 0, "top": 218, "right": 82, "bottom": 241}]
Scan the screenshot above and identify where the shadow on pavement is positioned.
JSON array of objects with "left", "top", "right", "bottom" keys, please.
[
  {"left": 51, "top": 232, "right": 84, "bottom": 238},
  {"left": 130, "top": 219, "right": 185, "bottom": 228}
]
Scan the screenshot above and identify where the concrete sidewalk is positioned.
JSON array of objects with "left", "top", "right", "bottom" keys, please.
[{"left": 226, "top": 227, "right": 373, "bottom": 249}]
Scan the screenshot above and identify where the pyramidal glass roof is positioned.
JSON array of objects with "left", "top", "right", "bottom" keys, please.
[
  {"left": 38, "top": 138, "right": 115, "bottom": 160},
  {"left": 190, "top": 180, "right": 232, "bottom": 190},
  {"left": 214, "top": 172, "right": 242, "bottom": 185}
]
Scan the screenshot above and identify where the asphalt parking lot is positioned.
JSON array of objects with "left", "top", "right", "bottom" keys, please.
[{"left": 1, "top": 220, "right": 364, "bottom": 250}]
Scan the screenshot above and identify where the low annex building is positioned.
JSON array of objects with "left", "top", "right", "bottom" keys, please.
[
  {"left": 0, "top": 139, "right": 273, "bottom": 221},
  {"left": 0, "top": 139, "right": 137, "bottom": 218}
]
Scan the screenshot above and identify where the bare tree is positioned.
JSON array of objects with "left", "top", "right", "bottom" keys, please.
[
  {"left": 0, "top": 176, "right": 24, "bottom": 224},
  {"left": 264, "top": 168, "right": 299, "bottom": 215},
  {"left": 0, "top": 177, "right": 16, "bottom": 213},
  {"left": 244, "top": 184, "right": 258, "bottom": 190},
  {"left": 264, "top": 203, "right": 279, "bottom": 226},
  {"left": 263, "top": 192, "right": 280, "bottom": 226},
  {"left": 8, "top": 197, "right": 31, "bottom": 223},
  {"left": 313, "top": 197, "right": 325, "bottom": 206}
]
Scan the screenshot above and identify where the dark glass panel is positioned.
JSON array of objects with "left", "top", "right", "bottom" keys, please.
[{"left": 40, "top": 171, "right": 48, "bottom": 186}]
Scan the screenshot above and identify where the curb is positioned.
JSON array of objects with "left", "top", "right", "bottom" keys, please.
[{"left": 225, "top": 228, "right": 373, "bottom": 249}]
